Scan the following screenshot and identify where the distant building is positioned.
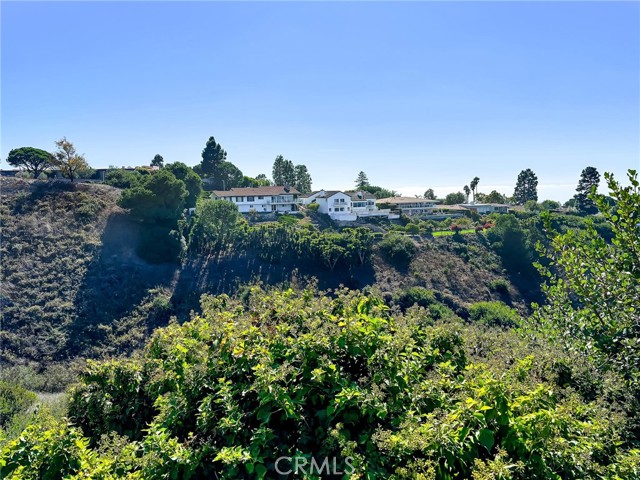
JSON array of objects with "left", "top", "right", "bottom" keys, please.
[
  {"left": 459, "top": 203, "right": 510, "bottom": 214},
  {"left": 376, "top": 197, "right": 440, "bottom": 216},
  {"left": 210, "top": 186, "right": 300, "bottom": 213},
  {"left": 302, "top": 189, "right": 394, "bottom": 221}
]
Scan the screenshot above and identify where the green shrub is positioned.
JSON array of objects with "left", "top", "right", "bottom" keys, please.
[
  {"left": 489, "top": 278, "right": 510, "bottom": 294},
  {"left": 404, "top": 223, "right": 420, "bottom": 234},
  {"left": 469, "top": 301, "right": 520, "bottom": 328},
  {"left": 0, "top": 381, "right": 36, "bottom": 429},
  {"left": 378, "top": 232, "right": 416, "bottom": 266},
  {"left": 392, "top": 286, "right": 437, "bottom": 310},
  {"left": 0, "top": 287, "right": 636, "bottom": 478},
  {"left": 277, "top": 214, "right": 299, "bottom": 226}
]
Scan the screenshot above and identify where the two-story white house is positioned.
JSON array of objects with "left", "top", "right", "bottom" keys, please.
[
  {"left": 210, "top": 186, "right": 300, "bottom": 213},
  {"left": 302, "top": 190, "right": 396, "bottom": 221},
  {"left": 303, "top": 190, "right": 357, "bottom": 220}
]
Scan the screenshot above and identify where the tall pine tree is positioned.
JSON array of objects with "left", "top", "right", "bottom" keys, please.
[
  {"left": 574, "top": 166, "right": 600, "bottom": 214},
  {"left": 294, "top": 164, "right": 312, "bottom": 194},
  {"left": 355, "top": 171, "right": 370, "bottom": 189},
  {"left": 513, "top": 168, "right": 538, "bottom": 205},
  {"left": 272, "top": 155, "right": 296, "bottom": 186},
  {"left": 200, "top": 137, "right": 227, "bottom": 177}
]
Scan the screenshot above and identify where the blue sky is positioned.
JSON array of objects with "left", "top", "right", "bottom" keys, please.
[{"left": 2, "top": 1, "right": 639, "bottom": 201}]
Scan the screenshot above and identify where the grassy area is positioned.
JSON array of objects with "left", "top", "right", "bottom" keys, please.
[{"left": 432, "top": 228, "right": 477, "bottom": 236}]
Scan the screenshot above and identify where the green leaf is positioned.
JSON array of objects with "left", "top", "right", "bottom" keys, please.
[
  {"left": 478, "top": 428, "right": 495, "bottom": 452},
  {"left": 255, "top": 463, "right": 267, "bottom": 479}
]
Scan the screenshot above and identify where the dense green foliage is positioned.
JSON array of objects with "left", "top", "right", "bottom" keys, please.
[
  {"left": 104, "top": 169, "right": 143, "bottom": 189},
  {"left": 574, "top": 166, "right": 601, "bottom": 215},
  {"left": 2, "top": 285, "right": 639, "bottom": 478},
  {"left": 513, "top": 168, "right": 538, "bottom": 205},
  {"left": 271, "top": 155, "right": 313, "bottom": 193},
  {"left": 6, "top": 147, "right": 53, "bottom": 178},
  {"left": 0, "top": 382, "right": 36, "bottom": 430},
  {"left": 378, "top": 232, "right": 417, "bottom": 266},
  {"left": 444, "top": 192, "right": 465, "bottom": 205},
  {"left": 164, "top": 162, "right": 202, "bottom": 208},
  {"left": 118, "top": 169, "right": 187, "bottom": 223},
  {"left": 531, "top": 169, "right": 640, "bottom": 434},
  {"left": 198, "top": 136, "right": 227, "bottom": 177},
  {"left": 150, "top": 154, "right": 164, "bottom": 168},
  {"left": 469, "top": 301, "right": 520, "bottom": 328}
]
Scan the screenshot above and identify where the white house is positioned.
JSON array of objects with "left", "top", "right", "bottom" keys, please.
[
  {"left": 302, "top": 190, "right": 396, "bottom": 221},
  {"left": 211, "top": 186, "right": 300, "bottom": 213},
  {"left": 459, "top": 203, "right": 510, "bottom": 215},
  {"left": 303, "top": 190, "right": 357, "bottom": 220},
  {"left": 376, "top": 197, "right": 440, "bottom": 216}
]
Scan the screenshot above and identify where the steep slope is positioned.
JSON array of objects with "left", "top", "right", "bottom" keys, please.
[
  {"left": 1, "top": 178, "right": 532, "bottom": 367},
  {"left": 0, "top": 179, "right": 177, "bottom": 364}
]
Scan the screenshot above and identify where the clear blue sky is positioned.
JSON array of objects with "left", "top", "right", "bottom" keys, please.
[{"left": 2, "top": 1, "right": 639, "bottom": 201}]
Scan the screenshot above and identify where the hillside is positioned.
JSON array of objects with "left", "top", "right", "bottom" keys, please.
[
  {"left": 1, "top": 172, "right": 638, "bottom": 479},
  {"left": 0, "top": 178, "right": 533, "bottom": 368}
]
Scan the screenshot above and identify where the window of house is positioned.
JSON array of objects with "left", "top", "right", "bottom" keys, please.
[
  {"left": 258, "top": 196, "right": 263, "bottom": 200},
  {"left": 247, "top": 196, "right": 254, "bottom": 202}
]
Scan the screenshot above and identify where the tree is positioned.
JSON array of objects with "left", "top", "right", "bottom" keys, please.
[
  {"left": 540, "top": 199, "right": 560, "bottom": 211},
  {"left": 272, "top": 155, "right": 295, "bottom": 186},
  {"left": 574, "top": 166, "right": 600, "bottom": 215},
  {"left": 469, "top": 177, "right": 480, "bottom": 202},
  {"left": 533, "top": 169, "right": 640, "bottom": 385},
  {"left": 294, "top": 164, "right": 312, "bottom": 194},
  {"left": 424, "top": 188, "right": 436, "bottom": 200},
  {"left": 213, "top": 161, "right": 244, "bottom": 190},
  {"left": 200, "top": 137, "right": 227, "bottom": 177},
  {"left": 151, "top": 154, "right": 164, "bottom": 168},
  {"left": 52, "top": 137, "right": 90, "bottom": 182},
  {"left": 361, "top": 185, "right": 400, "bottom": 199},
  {"left": 189, "top": 200, "right": 243, "bottom": 252},
  {"left": 463, "top": 185, "right": 471, "bottom": 203},
  {"left": 118, "top": 169, "right": 187, "bottom": 223},
  {"left": 255, "top": 174, "right": 272, "bottom": 185},
  {"left": 444, "top": 192, "right": 466, "bottom": 205},
  {"left": 164, "top": 162, "right": 202, "bottom": 208},
  {"left": 6, "top": 147, "right": 53, "bottom": 177},
  {"left": 104, "top": 169, "right": 143, "bottom": 189},
  {"left": 513, "top": 168, "right": 538, "bottom": 205},
  {"left": 355, "top": 171, "right": 370, "bottom": 189},
  {"left": 482, "top": 190, "right": 507, "bottom": 204}
]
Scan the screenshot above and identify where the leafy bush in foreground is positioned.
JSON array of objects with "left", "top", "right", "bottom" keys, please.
[{"left": 1, "top": 286, "right": 637, "bottom": 479}]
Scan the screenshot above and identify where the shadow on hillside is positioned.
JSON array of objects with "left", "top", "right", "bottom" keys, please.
[
  {"left": 474, "top": 233, "right": 544, "bottom": 308},
  {"left": 172, "top": 252, "right": 377, "bottom": 315},
  {"left": 69, "top": 212, "right": 178, "bottom": 356}
]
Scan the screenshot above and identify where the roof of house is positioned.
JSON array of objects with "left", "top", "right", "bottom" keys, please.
[
  {"left": 344, "top": 190, "right": 376, "bottom": 201},
  {"left": 433, "top": 204, "right": 468, "bottom": 211},
  {"left": 377, "top": 197, "right": 440, "bottom": 205},
  {"left": 211, "top": 186, "right": 300, "bottom": 197},
  {"left": 460, "top": 203, "right": 511, "bottom": 209},
  {"left": 307, "top": 190, "right": 346, "bottom": 199}
]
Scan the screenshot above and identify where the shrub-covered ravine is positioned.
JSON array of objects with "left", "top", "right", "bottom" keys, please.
[
  {"left": 1, "top": 284, "right": 639, "bottom": 479},
  {"left": 1, "top": 171, "right": 638, "bottom": 479}
]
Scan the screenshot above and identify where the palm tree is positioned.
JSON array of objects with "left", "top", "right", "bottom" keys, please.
[
  {"left": 469, "top": 177, "right": 480, "bottom": 202},
  {"left": 463, "top": 185, "right": 471, "bottom": 203}
]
